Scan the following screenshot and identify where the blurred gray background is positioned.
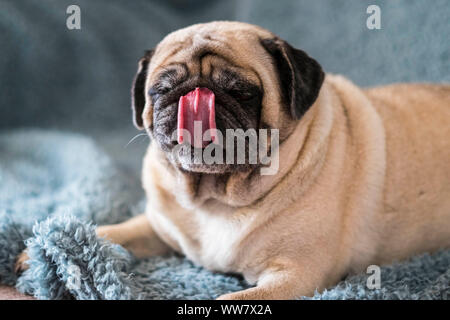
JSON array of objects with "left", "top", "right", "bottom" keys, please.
[{"left": 1, "top": 0, "right": 449, "bottom": 174}]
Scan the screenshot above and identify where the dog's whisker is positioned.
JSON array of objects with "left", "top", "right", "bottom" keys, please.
[{"left": 125, "top": 133, "right": 149, "bottom": 148}]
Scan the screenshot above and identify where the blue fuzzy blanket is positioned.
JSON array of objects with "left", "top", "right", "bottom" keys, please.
[{"left": 0, "top": 130, "right": 448, "bottom": 300}]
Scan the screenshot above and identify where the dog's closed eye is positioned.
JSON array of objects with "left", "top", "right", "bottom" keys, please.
[
  {"left": 227, "top": 89, "right": 257, "bottom": 102},
  {"left": 150, "top": 65, "right": 189, "bottom": 100},
  {"left": 148, "top": 87, "right": 166, "bottom": 101},
  {"left": 216, "top": 70, "right": 262, "bottom": 102}
]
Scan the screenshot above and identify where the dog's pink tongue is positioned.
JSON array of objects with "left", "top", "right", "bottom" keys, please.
[{"left": 178, "top": 87, "right": 216, "bottom": 148}]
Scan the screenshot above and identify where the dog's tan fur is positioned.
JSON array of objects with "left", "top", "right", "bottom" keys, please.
[{"left": 18, "top": 22, "right": 450, "bottom": 299}]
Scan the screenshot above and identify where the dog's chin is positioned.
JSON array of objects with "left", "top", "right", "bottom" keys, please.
[
  {"left": 165, "top": 149, "right": 254, "bottom": 175},
  {"left": 174, "top": 155, "right": 254, "bottom": 175},
  {"left": 179, "top": 162, "right": 234, "bottom": 174}
]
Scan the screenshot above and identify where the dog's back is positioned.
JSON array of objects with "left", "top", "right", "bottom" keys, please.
[{"left": 365, "top": 84, "right": 450, "bottom": 262}]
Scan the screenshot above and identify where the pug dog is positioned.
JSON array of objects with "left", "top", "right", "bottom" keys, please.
[{"left": 17, "top": 21, "right": 450, "bottom": 299}]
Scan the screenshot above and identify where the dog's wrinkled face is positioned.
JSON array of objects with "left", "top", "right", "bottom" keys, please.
[
  {"left": 132, "top": 22, "right": 324, "bottom": 174},
  {"left": 148, "top": 61, "right": 263, "bottom": 174}
]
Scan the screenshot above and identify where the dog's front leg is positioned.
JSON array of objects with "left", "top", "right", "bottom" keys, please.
[
  {"left": 217, "top": 263, "right": 328, "bottom": 300},
  {"left": 96, "top": 214, "right": 170, "bottom": 258}
]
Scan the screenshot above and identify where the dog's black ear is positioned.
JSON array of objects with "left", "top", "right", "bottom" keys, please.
[
  {"left": 132, "top": 50, "right": 154, "bottom": 130},
  {"left": 260, "top": 38, "right": 324, "bottom": 119}
]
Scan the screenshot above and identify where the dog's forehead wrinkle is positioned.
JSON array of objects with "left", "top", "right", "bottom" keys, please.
[
  {"left": 152, "top": 61, "right": 261, "bottom": 98},
  {"left": 156, "top": 41, "right": 258, "bottom": 80}
]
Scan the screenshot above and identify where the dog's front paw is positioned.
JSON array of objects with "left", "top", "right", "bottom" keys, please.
[
  {"left": 96, "top": 225, "right": 117, "bottom": 240},
  {"left": 217, "top": 292, "right": 249, "bottom": 300},
  {"left": 15, "top": 250, "right": 30, "bottom": 274}
]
